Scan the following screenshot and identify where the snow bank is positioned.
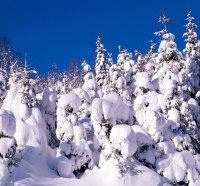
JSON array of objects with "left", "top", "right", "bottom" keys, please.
[{"left": 0, "top": 159, "right": 9, "bottom": 186}]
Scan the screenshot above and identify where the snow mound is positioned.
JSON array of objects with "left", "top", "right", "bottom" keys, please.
[
  {"left": 57, "top": 156, "right": 75, "bottom": 178},
  {"left": 0, "top": 159, "right": 9, "bottom": 186}
]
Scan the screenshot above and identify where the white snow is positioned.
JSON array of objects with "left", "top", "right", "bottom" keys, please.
[
  {"left": 132, "top": 125, "right": 153, "bottom": 147},
  {"left": 0, "top": 159, "right": 9, "bottom": 186}
]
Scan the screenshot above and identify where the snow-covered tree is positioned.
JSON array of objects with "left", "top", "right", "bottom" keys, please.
[
  {"left": 145, "top": 40, "right": 157, "bottom": 76},
  {"left": 59, "top": 73, "right": 70, "bottom": 95},
  {"left": 82, "top": 60, "right": 98, "bottom": 99},
  {"left": 20, "top": 63, "right": 37, "bottom": 108},
  {"left": 95, "top": 36, "right": 110, "bottom": 96},
  {"left": 47, "top": 63, "right": 61, "bottom": 89},
  {"left": 0, "top": 69, "right": 7, "bottom": 108},
  {"left": 91, "top": 92, "right": 133, "bottom": 169},
  {"left": 68, "top": 59, "right": 83, "bottom": 90},
  {"left": 116, "top": 46, "right": 136, "bottom": 105},
  {"left": 182, "top": 11, "right": 200, "bottom": 98},
  {"left": 2, "top": 58, "right": 48, "bottom": 158},
  {"left": 41, "top": 87, "right": 59, "bottom": 148},
  {"left": 56, "top": 92, "right": 93, "bottom": 177},
  {"left": 109, "top": 124, "right": 137, "bottom": 175},
  {"left": 0, "top": 109, "right": 17, "bottom": 186}
]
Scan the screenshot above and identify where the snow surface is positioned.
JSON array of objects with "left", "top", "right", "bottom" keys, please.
[{"left": 10, "top": 148, "right": 170, "bottom": 186}]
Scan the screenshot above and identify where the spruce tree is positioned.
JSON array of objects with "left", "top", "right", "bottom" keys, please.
[
  {"left": 183, "top": 11, "right": 200, "bottom": 98},
  {"left": 95, "top": 36, "right": 109, "bottom": 95}
]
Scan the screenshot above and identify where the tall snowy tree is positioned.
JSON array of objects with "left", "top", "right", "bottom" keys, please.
[
  {"left": 47, "top": 63, "right": 60, "bottom": 89},
  {"left": 82, "top": 60, "right": 98, "bottom": 99},
  {"left": 0, "top": 109, "right": 17, "bottom": 186},
  {"left": 20, "top": 61, "right": 37, "bottom": 108},
  {"left": 56, "top": 92, "right": 93, "bottom": 177},
  {"left": 68, "top": 59, "right": 83, "bottom": 90},
  {"left": 95, "top": 36, "right": 110, "bottom": 96},
  {"left": 182, "top": 11, "right": 200, "bottom": 98}
]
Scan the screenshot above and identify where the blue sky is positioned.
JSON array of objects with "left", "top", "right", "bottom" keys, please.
[{"left": 0, "top": 0, "right": 199, "bottom": 73}]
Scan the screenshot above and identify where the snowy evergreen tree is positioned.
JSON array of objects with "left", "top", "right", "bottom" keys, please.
[
  {"left": 82, "top": 60, "right": 98, "bottom": 99},
  {"left": 68, "top": 59, "right": 83, "bottom": 90},
  {"left": 95, "top": 36, "right": 110, "bottom": 96},
  {"left": 0, "top": 69, "right": 7, "bottom": 108},
  {"left": 56, "top": 92, "right": 93, "bottom": 177},
  {"left": 20, "top": 62, "right": 37, "bottom": 108},
  {"left": 135, "top": 50, "right": 146, "bottom": 72},
  {"left": 71, "top": 60, "right": 93, "bottom": 118},
  {"left": 91, "top": 92, "right": 133, "bottom": 172},
  {"left": 59, "top": 73, "right": 70, "bottom": 95},
  {"left": 182, "top": 11, "right": 200, "bottom": 98},
  {"left": 145, "top": 40, "right": 157, "bottom": 76},
  {"left": 41, "top": 87, "right": 59, "bottom": 148},
  {"left": 0, "top": 109, "right": 17, "bottom": 185},
  {"left": 47, "top": 63, "right": 60, "bottom": 89},
  {"left": 116, "top": 46, "right": 136, "bottom": 105}
]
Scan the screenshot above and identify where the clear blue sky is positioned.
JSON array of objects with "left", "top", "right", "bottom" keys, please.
[{"left": 0, "top": 0, "right": 199, "bottom": 73}]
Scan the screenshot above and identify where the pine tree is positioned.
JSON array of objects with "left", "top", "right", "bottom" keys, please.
[
  {"left": 47, "top": 63, "right": 60, "bottom": 89},
  {"left": 115, "top": 46, "right": 135, "bottom": 104},
  {"left": 145, "top": 40, "right": 157, "bottom": 76},
  {"left": 68, "top": 59, "right": 83, "bottom": 90},
  {"left": 182, "top": 11, "right": 200, "bottom": 98},
  {"left": 0, "top": 69, "right": 7, "bottom": 108},
  {"left": 20, "top": 61, "right": 37, "bottom": 108},
  {"left": 130, "top": 15, "right": 200, "bottom": 185},
  {"left": 95, "top": 36, "right": 109, "bottom": 95},
  {"left": 59, "top": 73, "right": 70, "bottom": 95},
  {"left": 41, "top": 86, "right": 59, "bottom": 149}
]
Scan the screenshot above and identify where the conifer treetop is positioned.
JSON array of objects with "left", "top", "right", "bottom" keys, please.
[{"left": 155, "top": 14, "right": 171, "bottom": 38}]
